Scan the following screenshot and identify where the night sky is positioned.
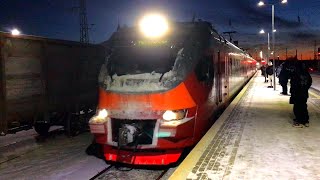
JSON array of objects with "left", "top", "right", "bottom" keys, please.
[{"left": 1, "top": 0, "right": 320, "bottom": 60}]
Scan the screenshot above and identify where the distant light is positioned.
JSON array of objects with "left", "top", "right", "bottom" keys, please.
[
  {"left": 258, "top": 1, "right": 265, "bottom": 6},
  {"left": 259, "top": 29, "right": 265, "bottom": 34},
  {"left": 11, "top": 29, "right": 20, "bottom": 36},
  {"left": 139, "top": 14, "right": 169, "bottom": 38},
  {"left": 260, "top": 51, "right": 263, "bottom": 58},
  {"left": 273, "top": 29, "right": 277, "bottom": 32},
  {"left": 271, "top": 51, "right": 274, "bottom": 55},
  {"left": 281, "top": 0, "right": 288, "bottom": 4}
]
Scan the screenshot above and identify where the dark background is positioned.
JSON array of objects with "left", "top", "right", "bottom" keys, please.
[{"left": 1, "top": 0, "right": 320, "bottom": 60}]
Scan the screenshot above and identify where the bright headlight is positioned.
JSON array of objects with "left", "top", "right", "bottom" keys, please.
[
  {"left": 139, "top": 14, "right": 169, "bottom": 38},
  {"left": 90, "top": 109, "right": 109, "bottom": 124},
  {"left": 97, "top": 109, "right": 108, "bottom": 119},
  {"left": 162, "top": 110, "right": 186, "bottom": 121}
]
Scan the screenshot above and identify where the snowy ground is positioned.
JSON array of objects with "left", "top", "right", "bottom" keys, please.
[
  {"left": 0, "top": 132, "right": 107, "bottom": 180},
  {"left": 311, "top": 73, "right": 320, "bottom": 90}
]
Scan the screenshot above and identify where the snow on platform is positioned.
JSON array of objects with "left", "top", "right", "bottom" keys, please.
[
  {"left": 311, "top": 73, "right": 320, "bottom": 91},
  {"left": 170, "top": 73, "right": 320, "bottom": 179}
]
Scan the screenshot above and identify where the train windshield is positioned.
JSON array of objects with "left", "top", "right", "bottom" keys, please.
[
  {"left": 99, "top": 22, "right": 211, "bottom": 93},
  {"left": 107, "top": 45, "right": 179, "bottom": 76}
]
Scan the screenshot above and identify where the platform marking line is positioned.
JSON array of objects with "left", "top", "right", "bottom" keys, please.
[
  {"left": 193, "top": 91, "right": 250, "bottom": 179},
  {"left": 169, "top": 74, "right": 257, "bottom": 180},
  {"left": 195, "top": 107, "right": 243, "bottom": 179},
  {"left": 309, "top": 90, "right": 320, "bottom": 99},
  {"left": 197, "top": 95, "right": 250, "bottom": 179},
  {"left": 197, "top": 79, "right": 255, "bottom": 179},
  {"left": 222, "top": 80, "right": 256, "bottom": 179}
]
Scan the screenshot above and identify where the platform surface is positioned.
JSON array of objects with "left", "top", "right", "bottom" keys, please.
[{"left": 170, "top": 73, "right": 320, "bottom": 180}]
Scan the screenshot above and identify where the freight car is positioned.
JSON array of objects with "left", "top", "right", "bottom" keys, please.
[
  {"left": 89, "top": 15, "right": 256, "bottom": 165},
  {"left": 0, "top": 32, "right": 105, "bottom": 136}
]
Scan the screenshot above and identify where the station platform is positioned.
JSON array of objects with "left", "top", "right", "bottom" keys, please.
[{"left": 170, "top": 73, "right": 320, "bottom": 179}]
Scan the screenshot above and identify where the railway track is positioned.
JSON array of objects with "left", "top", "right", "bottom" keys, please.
[
  {"left": 90, "top": 165, "right": 170, "bottom": 180},
  {"left": 0, "top": 128, "right": 65, "bottom": 165}
]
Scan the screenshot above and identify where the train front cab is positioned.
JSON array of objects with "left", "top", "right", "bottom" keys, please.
[{"left": 89, "top": 21, "right": 256, "bottom": 165}]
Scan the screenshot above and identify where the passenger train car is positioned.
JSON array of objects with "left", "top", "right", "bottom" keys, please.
[{"left": 89, "top": 15, "right": 256, "bottom": 165}]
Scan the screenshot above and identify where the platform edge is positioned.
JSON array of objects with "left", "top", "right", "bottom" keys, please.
[{"left": 169, "top": 74, "right": 256, "bottom": 180}]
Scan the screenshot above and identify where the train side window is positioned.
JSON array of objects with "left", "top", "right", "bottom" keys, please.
[{"left": 195, "top": 55, "right": 214, "bottom": 84}]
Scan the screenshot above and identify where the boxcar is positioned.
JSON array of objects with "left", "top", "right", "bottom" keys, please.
[{"left": 0, "top": 32, "right": 105, "bottom": 136}]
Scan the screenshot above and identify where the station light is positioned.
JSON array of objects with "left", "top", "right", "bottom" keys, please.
[
  {"left": 139, "top": 14, "right": 169, "bottom": 38},
  {"left": 259, "top": 29, "right": 265, "bottom": 34},
  {"left": 258, "top": 1, "right": 265, "bottom": 6},
  {"left": 11, "top": 28, "right": 21, "bottom": 36}
]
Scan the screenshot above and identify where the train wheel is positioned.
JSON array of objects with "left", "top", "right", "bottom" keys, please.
[
  {"left": 86, "top": 139, "right": 103, "bottom": 159},
  {"left": 34, "top": 122, "right": 50, "bottom": 136},
  {"left": 64, "top": 113, "right": 81, "bottom": 137},
  {"left": 50, "top": 112, "right": 68, "bottom": 125},
  {"left": 34, "top": 113, "right": 51, "bottom": 136},
  {"left": 0, "top": 131, "right": 7, "bottom": 136}
]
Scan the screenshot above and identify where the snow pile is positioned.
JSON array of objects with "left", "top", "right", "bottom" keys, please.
[
  {"left": 98, "top": 49, "right": 187, "bottom": 93},
  {"left": 104, "top": 71, "right": 175, "bottom": 92}
]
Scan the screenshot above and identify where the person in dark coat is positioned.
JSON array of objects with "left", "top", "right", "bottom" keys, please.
[
  {"left": 289, "top": 61, "right": 312, "bottom": 127},
  {"left": 266, "top": 62, "right": 274, "bottom": 88},
  {"left": 278, "top": 62, "right": 289, "bottom": 95},
  {"left": 260, "top": 64, "right": 268, "bottom": 82}
]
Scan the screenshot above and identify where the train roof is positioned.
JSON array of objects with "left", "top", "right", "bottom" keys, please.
[
  {"left": 0, "top": 31, "right": 99, "bottom": 47},
  {"left": 107, "top": 20, "right": 255, "bottom": 60}
]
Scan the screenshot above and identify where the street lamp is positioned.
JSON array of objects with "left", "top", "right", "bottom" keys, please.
[
  {"left": 259, "top": 29, "right": 270, "bottom": 84},
  {"left": 259, "top": 29, "right": 270, "bottom": 63},
  {"left": 258, "top": 0, "right": 287, "bottom": 90}
]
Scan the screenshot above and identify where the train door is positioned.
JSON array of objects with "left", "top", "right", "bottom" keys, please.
[
  {"left": 215, "top": 50, "right": 222, "bottom": 105},
  {"left": 224, "top": 49, "right": 230, "bottom": 99},
  {"left": 210, "top": 33, "right": 224, "bottom": 106}
]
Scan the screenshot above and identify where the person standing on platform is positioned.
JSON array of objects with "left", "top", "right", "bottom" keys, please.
[
  {"left": 278, "top": 62, "right": 289, "bottom": 95},
  {"left": 276, "top": 63, "right": 283, "bottom": 78},
  {"left": 260, "top": 64, "right": 268, "bottom": 82},
  {"left": 266, "top": 62, "right": 273, "bottom": 88},
  {"left": 289, "top": 61, "right": 312, "bottom": 128}
]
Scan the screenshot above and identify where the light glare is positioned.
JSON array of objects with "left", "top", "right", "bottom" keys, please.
[
  {"left": 11, "top": 29, "right": 20, "bottom": 36},
  {"left": 139, "top": 14, "right": 168, "bottom": 38},
  {"left": 97, "top": 109, "right": 108, "bottom": 119},
  {"left": 258, "top": 1, "right": 265, "bottom": 6},
  {"left": 281, "top": 0, "right": 287, "bottom": 4},
  {"left": 163, "top": 110, "right": 177, "bottom": 121},
  {"left": 259, "top": 29, "right": 265, "bottom": 34}
]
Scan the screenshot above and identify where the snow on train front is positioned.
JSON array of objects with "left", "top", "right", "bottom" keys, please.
[{"left": 88, "top": 14, "right": 213, "bottom": 165}]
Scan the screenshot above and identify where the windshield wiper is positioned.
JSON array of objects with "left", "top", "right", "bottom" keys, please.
[{"left": 159, "top": 72, "right": 165, "bottom": 82}]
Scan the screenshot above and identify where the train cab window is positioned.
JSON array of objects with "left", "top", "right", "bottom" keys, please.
[{"left": 195, "top": 55, "right": 214, "bottom": 84}]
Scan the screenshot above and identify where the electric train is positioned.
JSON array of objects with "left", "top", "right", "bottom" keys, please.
[{"left": 89, "top": 14, "right": 257, "bottom": 165}]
